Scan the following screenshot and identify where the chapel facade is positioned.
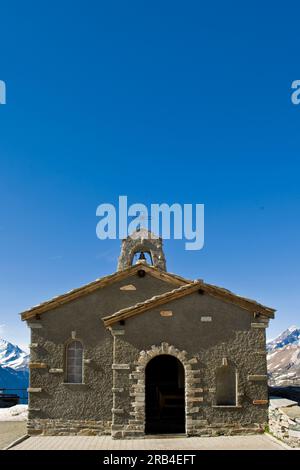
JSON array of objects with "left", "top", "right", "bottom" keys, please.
[{"left": 21, "top": 230, "right": 275, "bottom": 438}]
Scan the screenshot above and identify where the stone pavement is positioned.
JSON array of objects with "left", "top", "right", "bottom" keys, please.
[{"left": 11, "top": 434, "right": 287, "bottom": 450}]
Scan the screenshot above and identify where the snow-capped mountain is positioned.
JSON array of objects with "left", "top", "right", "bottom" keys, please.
[
  {"left": 0, "top": 338, "right": 29, "bottom": 371},
  {"left": 267, "top": 326, "right": 300, "bottom": 353},
  {"left": 0, "top": 339, "right": 29, "bottom": 400},
  {"left": 267, "top": 326, "right": 300, "bottom": 386}
]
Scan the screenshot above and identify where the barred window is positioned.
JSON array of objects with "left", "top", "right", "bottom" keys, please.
[{"left": 66, "top": 340, "right": 83, "bottom": 383}]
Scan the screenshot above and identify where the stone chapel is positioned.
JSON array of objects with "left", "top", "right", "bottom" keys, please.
[{"left": 21, "top": 229, "right": 275, "bottom": 438}]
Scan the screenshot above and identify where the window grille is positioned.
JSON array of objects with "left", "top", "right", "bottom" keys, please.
[{"left": 66, "top": 340, "right": 83, "bottom": 383}]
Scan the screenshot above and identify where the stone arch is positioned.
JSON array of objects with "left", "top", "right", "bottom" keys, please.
[
  {"left": 117, "top": 229, "right": 167, "bottom": 271},
  {"left": 128, "top": 343, "right": 202, "bottom": 437},
  {"left": 128, "top": 242, "right": 154, "bottom": 266}
]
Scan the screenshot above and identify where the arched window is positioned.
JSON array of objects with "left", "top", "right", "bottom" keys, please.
[
  {"left": 215, "top": 365, "right": 237, "bottom": 406},
  {"left": 65, "top": 340, "right": 83, "bottom": 383}
]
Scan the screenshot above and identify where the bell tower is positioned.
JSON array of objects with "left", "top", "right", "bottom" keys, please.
[{"left": 117, "top": 228, "right": 167, "bottom": 271}]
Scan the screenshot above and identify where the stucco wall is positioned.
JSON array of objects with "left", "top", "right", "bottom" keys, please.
[
  {"left": 27, "top": 273, "right": 179, "bottom": 434},
  {"left": 111, "top": 292, "right": 269, "bottom": 437}
]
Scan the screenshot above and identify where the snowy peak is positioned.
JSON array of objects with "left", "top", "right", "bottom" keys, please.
[
  {"left": 0, "top": 338, "right": 29, "bottom": 371},
  {"left": 267, "top": 325, "right": 300, "bottom": 386},
  {"left": 267, "top": 326, "right": 300, "bottom": 353},
  {"left": 287, "top": 325, "right": 298, "bottom": 333}
]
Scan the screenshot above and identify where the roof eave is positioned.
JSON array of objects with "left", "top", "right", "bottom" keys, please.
[
  {"left": 102, "top": 281, "right": 202, "bottom": 327},
  {"left": 102, "top": 281, "right": 276, "bottom": 327}
]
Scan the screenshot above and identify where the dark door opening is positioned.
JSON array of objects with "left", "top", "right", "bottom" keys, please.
[{"left": 145, "top": 355, "right": 185, "bottom": 434}]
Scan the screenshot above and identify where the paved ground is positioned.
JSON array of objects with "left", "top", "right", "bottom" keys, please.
[
  {"left": 11, "top": 434, "right": 287, "bottom": 450},
  {"left": 0, "top": 422, "right": 27, "bottom": 449}
]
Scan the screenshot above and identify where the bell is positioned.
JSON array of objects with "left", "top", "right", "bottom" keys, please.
[
  {"left": 138, "top": 252, "right": 146, "bottom": 261},
  {"left": 135, "top": 251, "right": 147, "bottom": 265}
]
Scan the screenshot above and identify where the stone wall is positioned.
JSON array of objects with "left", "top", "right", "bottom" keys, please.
[
  {"left": 117, "top": 230, "right": 167, "bottom": 271},
  {"left": 110, "top": 332, "right": 268, "bottom": 438},
  {"left": 27, "top": 418, "right": 111, "bottom": 436},
  {"left": 26, "top": 274, "right": 181, "bottom": 436},
  {"left": 112, "top": 291, "right": 270, "bottom": 439},
  {"left": 111, "top": 342, "right": 203, "bottom": 438},
  {"left": 25, "top": 268, "right": 271, "bottom": 438},
  {"left": 118, "top": 342, "right": 265, "bottom": 439}
]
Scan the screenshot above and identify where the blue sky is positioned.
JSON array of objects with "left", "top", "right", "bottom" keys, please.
[{"left": 0, "top": 1, "right": 299, "bottom": 350}]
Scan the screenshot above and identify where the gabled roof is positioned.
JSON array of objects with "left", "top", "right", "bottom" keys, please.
[
  {"left": 20, "top": 263, "right": 191, "bottom": 321},
  {"left": 102, "top": 279, "right": 275, "bottom": 327},
  {"left": 103, "top": 281, "right": 202, "bottom": 326}
]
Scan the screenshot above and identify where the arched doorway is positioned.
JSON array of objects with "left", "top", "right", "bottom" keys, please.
[{"left": 145, "top": 355, "right": 185, "bottom": 434}]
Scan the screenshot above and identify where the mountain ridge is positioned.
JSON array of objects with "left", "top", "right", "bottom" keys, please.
[
  {"left": 0, "top": 338, "right": 29, "bottom": 371},
  {"left": 267, "top": 326, "right": 300, "bottom": 386},
  {"left": 0, "top": 338, "right": 29, "bottom": 397}
]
